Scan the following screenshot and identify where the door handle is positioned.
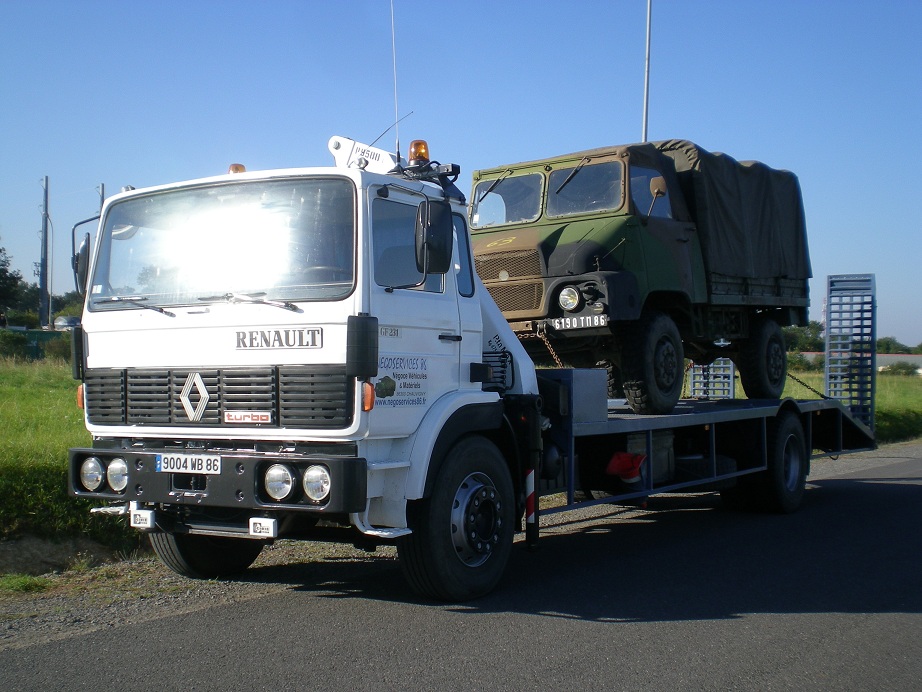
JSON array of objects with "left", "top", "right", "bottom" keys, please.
[{"left": 439, "top": 333, "right": 462, "bottom": 342}]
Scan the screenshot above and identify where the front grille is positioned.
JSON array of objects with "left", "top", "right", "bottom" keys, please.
[
  {"left": 486, "top": 281, "right": 544, "bottom": 313},
  {"left": 85, "top": 366, "right": 353, "bottom": 429},
  {"left": 474, "top": 249, "right": 543, "bottom": 281}
]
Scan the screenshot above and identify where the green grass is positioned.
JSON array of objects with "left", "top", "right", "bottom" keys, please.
[
  {"left": 782, "top": 370, "right": 922, "bottom": 442},
  {"left": 0, "top": 573, "right": 52, "bottom": 593},
  {"left": 0, "top": 359, "right": 920, "bottom": 551},
  {"left": 0, "top": 358, "right": 138, "bottom": 549}
]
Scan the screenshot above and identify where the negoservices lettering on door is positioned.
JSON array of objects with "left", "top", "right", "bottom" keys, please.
[{"left": 235, "top": 327, "right": 323, "bottom": 350}]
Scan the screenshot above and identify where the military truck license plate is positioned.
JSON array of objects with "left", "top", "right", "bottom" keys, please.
[
  {"left": 155, "top": 453, "right": 222, "bottom": 474},
  {"left": 550, "top": 315, "right": 609, "bottom": 330}
]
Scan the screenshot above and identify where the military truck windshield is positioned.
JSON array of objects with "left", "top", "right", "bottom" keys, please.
[
  {"left": 547, "top": 161, "right": 622, "bottom": 217},
  {"left": 470, "top": 173, "right": 542, "bottom": 229},
  {"left": 89, "top": 178, "right": 355, "bottom": 309}
]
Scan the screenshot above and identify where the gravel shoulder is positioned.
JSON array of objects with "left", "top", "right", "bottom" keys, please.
[{"left": 2, "top": 440, "right": 919, "bottom": 652}]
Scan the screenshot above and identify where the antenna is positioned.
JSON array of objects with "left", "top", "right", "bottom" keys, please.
[
  {"left": 390, "top": 0, "right": 401, "bottom": 161},
  {"left": 641, "top": 0, "right": 652, "bottom": 142}
]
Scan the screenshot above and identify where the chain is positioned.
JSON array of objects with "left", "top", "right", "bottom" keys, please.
[
  {"left": 786, "top": 370, "right": 830, "bottom": 399},
  {"left": 534, "top": 327, "right": 565, "bottom": 368}
]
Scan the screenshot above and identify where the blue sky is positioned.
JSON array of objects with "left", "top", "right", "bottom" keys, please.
[{"left": 2, "top": 0, "right": 920, "bottom": 344}]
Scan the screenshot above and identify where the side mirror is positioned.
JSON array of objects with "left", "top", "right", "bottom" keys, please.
[
  {"left": 415, "top": 199, "right": 453, "bottom": 275},
  {"left": 73, "top": 233, "right": 90, "bottom": 296},
  {"left": 646, "top": 176, "right": 668, "bottom": 219},
  {"left": 71, "top": 215, "right": 99, "bottom": 296}
]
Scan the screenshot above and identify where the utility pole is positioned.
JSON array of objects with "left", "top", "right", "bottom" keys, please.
[{"left": 39, "top": 176, "right": 50, "bottom": 328}]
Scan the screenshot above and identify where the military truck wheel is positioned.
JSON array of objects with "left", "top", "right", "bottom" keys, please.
[
  {"left": 150, "top": 533, "right": 265, "bottom": 579},
  {"left": 621, "top": 312, "right": 684, "bottom": 414},
  {"left": 398, "top": 436, "right": 515, "bottom": 601},
  {"left": 738, "top": 317, "right": 787, "bottom": 399}
]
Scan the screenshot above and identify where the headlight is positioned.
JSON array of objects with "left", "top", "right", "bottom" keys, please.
[
  {"left": 264, "top": 464, "right": 295, "bottom": 501},
  {"left": 80, "top": 457, "right": 104, "bottom": 492},
  {"left": 558, "top": 286, "right": 581, "bottom": 312},
  {"left": 303, "top": 465, "right": 331, "bottom": 503},
  {"left": 106, "top": 457, "right": 129, "bottom": 493}
]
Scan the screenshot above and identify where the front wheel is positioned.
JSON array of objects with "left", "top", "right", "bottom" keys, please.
[
  {"left": 621, "top": 312, "right": 684, "bottom": 414},
  {"left": 149, "top": 533, "right": 265, "bottom": 579},
  {"left": 398, "top": 436, "right": 515, "bottom": 601}
]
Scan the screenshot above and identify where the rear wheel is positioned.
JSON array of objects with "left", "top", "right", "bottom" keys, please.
[
  {"left": 398, "top": 436, "right": 514, "bottom": 601},
  {"left": 738, "top": 317, "right": 787, "bottom": 399},
  {"left": 621, "top": 312, "right": 684, "bottom": 414},
  {"left": 721, "top": 410, "right": 807, "bottom": 513},
  {"left": 149, "top": 533, "right": 265, "bottom": 579}
]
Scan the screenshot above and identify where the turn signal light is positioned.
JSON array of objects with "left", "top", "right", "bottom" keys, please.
[{"left": 362, "top": 381, "right": 375, "bottom": 412}]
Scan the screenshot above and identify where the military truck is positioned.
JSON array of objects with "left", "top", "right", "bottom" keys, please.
[{"left": 469, "top": 139, "right": 811, "bottom": 413}]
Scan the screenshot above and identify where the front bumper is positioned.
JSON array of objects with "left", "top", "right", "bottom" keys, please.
[{"left": 69, "top": 446, "right": 368, "bottom": 514}]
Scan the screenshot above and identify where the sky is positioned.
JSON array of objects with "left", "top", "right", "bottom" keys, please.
[{"left": 1, "top": 0, "right": 920, "bottom": 345}]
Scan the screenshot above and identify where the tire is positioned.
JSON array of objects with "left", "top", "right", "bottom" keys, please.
[
  {"left": 738, "top": 317, "right": 787, "bottom": 399},
  {"left": 150, "top": 533, "right": 265, "bottom": 579},
  {"left": 721, "top": 410, "right": 807, "bottom": 513},
  {"left": 398, "top": 436, "right": 515, "bottom": 601},
  {"left": 761, "top": 410, "right": 808, "bottom": 513},
  {"left": 621, "top": 312, "right": 684, "bottom": 414}
]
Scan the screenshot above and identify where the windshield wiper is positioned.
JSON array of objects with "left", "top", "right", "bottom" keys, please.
[
  {"left": 476, "top": 169, "right": 513, "bottom": 204},
  {"left": 554, "top": 156, "right": 591, "bottom": 195},
  {"left": 198, "top": 292, "right": 301, "bottom": 313},
  {"left": 94, "top": 295, "right": 176, "bottom": 317}
]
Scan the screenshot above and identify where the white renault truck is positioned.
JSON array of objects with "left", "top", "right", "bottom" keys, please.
[{"left": 68, "top": 137, "right": 873, "bottom": 601}]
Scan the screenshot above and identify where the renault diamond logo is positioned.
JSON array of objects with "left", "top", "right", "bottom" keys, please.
[{"left": 179, "top": 372, "right": 210, "bottom": 422}]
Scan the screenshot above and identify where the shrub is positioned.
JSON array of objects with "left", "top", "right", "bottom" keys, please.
[
  {"left": 0, "top": 329, "right": 29, "bottom": 359},
  {"left": 881, "top": 361, "right": 921, "bottom": 376},
  {"left": 43, "top": 334, "right": 72, "bottom": 360}
]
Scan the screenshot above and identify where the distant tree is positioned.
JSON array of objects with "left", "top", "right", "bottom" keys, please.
[
  {"left": 0, "top": 238, "right": 23, "bottom": 307},
  {"left": 912, "top": 342, "right": 922, "bottom": 355},
  {"left": 877, "top": 336, "right": 911, "bottom": 354},
  {"left": 783, "top": 320, "right": 824, "bottom": 352}
]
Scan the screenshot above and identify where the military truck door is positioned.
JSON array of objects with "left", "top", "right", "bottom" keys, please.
[{"left": 630, "top": 166, "right": 703, "bottom": 302}]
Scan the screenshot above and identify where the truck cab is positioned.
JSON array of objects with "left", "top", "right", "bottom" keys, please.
[{"left": 69, "top": 137, "right": 539, "bottom": 601}]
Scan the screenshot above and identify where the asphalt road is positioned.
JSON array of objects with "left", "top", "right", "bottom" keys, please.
[{"left": 2, "top": 442, "right": 921, "bottom": 691}]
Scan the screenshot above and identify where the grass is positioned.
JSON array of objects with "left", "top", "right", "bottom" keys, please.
[
  {"left": 783, "top": 370, "right": 922, "bottom": 442},
  {"left": 0, "top": 358, "right": 138, "bottom": 550},
  {"left": 0, "top": 358, "right": 920, "bottom": 552},
  {"left": 0, "top": 573, "right": 52, "bottom": 593}
]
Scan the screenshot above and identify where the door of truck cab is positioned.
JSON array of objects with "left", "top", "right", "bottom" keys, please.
[{"left": 368, "top": 188, "right": 464, "bottom": 435}]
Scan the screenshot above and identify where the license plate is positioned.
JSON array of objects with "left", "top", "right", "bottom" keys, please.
[
  {"left": 155, "top": 453, "right": 222, "bottom": 475},
  {"left": 550, "top": 314, "right": 609, "bottom": 330}
]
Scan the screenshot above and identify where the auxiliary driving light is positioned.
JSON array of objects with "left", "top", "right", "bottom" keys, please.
[
  {"left": 302, "top": 465, "right": 331, "bottom": 503},
  {"left": 106, "top": 457, "right": 129, "bottom": 493},
  {"left": 558, "top": 286, "right": 581, "bottom": 312},
  {"left": 264, "top": 464, "right": 295, "bottom": 501},
  {"left": 80, "top": 457, "right": 105, "bottom": 492}
]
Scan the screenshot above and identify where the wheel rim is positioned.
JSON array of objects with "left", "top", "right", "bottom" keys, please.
[
  {"left": 653, "top": 337, "right": 679, "bottom": 391},
  {"left": 766, "top": 338, "right": 785, "bottom": 385},
  {"left": 450, "top": 472, "right": 502, "bottom": 567},
  {"left": 781, "top": 433, "right": 803, "bottom": 492}
]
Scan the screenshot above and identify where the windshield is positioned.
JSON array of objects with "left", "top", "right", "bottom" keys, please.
[
  {"left": 470, "top": 173, "right": 542, "bottom": 229},
  {"left": 90, "top": 177, "right": 355, "bottom": 309},
  {"left": 546, "top": 161, "right": 622, "bottom": 217}
]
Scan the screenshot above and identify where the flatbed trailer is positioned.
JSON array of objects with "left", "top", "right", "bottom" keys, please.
[{"left": 526, "top": 368, "right": 876, "bottom": 546}]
